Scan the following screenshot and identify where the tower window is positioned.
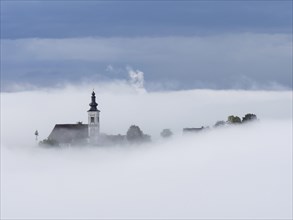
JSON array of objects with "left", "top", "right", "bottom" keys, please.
[{"left": 91, "top": 117, "right": 94, "bottom": 123}]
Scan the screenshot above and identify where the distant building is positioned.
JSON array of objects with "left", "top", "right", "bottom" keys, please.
[
  {"left": 47, "top": 91, "right": 100, "bottom": 145},
  {"left": 183, "top": 126, "right": 205, "bottom": 134}
]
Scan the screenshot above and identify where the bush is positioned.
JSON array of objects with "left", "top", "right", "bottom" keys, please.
[
  {"left": 242, "top": 113, "right": 257, "bottom": 123},
  {"left": 126, "top": 125, "right": 144, "bottom": 142},
  {"left": 214, "top": 120, "right": 226, "bottom": 127},
  {"left": 160, "top": 129, "right": 173, "bottom": 138},
  {"left": 126, "top": 125, "right": 151, "bottom": 143},
  {"left": 227, "top": 115, "right": 241, "bottom": 124},
  {"left": 39, "top": 139, "right": 59, "bottom": 147}
]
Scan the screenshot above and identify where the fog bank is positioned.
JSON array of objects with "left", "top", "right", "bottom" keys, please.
[{"left": 1, "top": 84, "right": 292, "bottom": 219}]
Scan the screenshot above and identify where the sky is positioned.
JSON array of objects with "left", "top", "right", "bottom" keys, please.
[
  {"left": 1, "top": 1, "right": 292, "bottom": 38},
  {"left": 1, "top": 0, "right": 292, "bottom": 91}
]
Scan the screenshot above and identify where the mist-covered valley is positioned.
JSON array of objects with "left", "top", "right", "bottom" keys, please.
[{"left": 1, "top": 82, "right": 292, "bottom": 219}]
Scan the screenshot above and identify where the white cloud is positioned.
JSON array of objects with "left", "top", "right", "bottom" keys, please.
[
  {"left": 127, "top": 66, "right": 146, "bottom": 93},
  {"left": 105, "top": 64, "right": 114, "bottom": 72},
  {"left": 3, "top": 34, "right": 291, "bottom": 63},
  {"left": 2, "top": 33, "right": 292, "bottom": 90},
  {"left": 1, "top": 83, "right": 292, "bottom": 219}
]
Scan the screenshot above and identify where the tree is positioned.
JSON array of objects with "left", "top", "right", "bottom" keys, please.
[
  {"left": 242, "top": 113, "right": 257, "bottom": 123},
  {"left": 227, "top": 115, "right": 241, "bottom": 124},
  {"left": 126, "top": 125, "right": 143, "bottom": 142},
  {"left": 39, "top": 138, "right": 59, "bottom": 147},
  {"left": 214, "top": 121, "right": 226, "bottom": 127},
  {"left": 160, "top": 129, "right": 173, "bottom": 138}
]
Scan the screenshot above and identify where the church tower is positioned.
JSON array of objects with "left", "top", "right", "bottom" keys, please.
[{"left": 88, "top": 91, "right": 100, "bottom": 142}]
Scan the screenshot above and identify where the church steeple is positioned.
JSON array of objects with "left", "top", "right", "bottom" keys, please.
[
  {"left": 88, "top": 91, "right": 100, "bottom": 112},
  {"left": 88, "top": 90, "right": 100, "bottom": 143}
]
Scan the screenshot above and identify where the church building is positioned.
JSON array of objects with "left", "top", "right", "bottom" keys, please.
[{"left": 48, "top": 91, "right": 100, "bottom": 145}]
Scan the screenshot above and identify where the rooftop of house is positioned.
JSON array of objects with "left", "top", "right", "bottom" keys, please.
[
  {"left": 183, "top": 127, "right": 205, "bottom": 132},
  {"left": 48, "top": 124, "right": 88, "bottom": 144}
]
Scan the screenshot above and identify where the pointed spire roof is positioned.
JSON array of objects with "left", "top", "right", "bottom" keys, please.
[{"left": 88, "top": 90, "right": 100, "bottom": 112}]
